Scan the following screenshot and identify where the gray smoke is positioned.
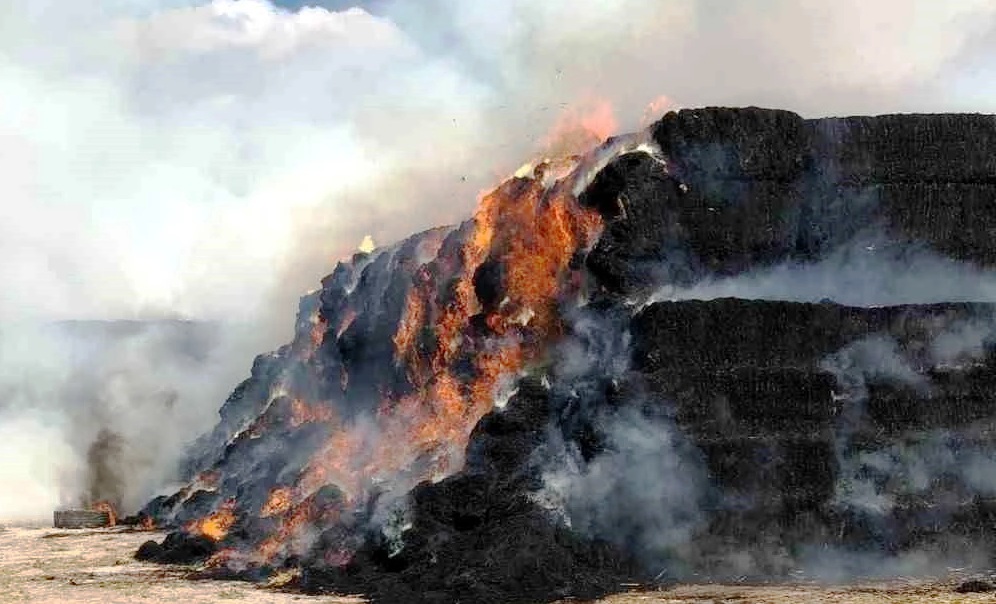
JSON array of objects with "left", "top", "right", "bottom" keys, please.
[
  {"left": 576, "top": 225, "right": 996, "bottom": 580},
  {"left": 539, "top": 409, "right": 708, "bottom": 569},
  {"left": 534, "top": 310, "right": 709, "bottom": 574},
  {"left": 656, "top": 235, "right": 996, "bottom": 307},
  {"left": 0, "top": 321, "right": 252, "bottom": 523},
  {"left": 5, "top": 0, "right": 996, "bottom": 326},
  {"left": 822, "top": 327, "right": 996, "bottom": 526}
]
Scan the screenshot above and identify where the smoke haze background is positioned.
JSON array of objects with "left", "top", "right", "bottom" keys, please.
[{"left": 3, "top": 0, "right": 996, "bottom": 522}]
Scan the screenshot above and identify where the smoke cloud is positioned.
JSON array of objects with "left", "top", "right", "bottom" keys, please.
[
  {"left": 0, "top": 322, "right": 247, "bottom": 523},
  {"left": 5, "top": 0, "right": 996, "bottom": 324},
  {"left": 532, "top": 308, "right": 710, "bottom": 576},
  {"left": 540, "top": 409, "right": 709, "bottom": 571},
  {"left": 639, "top": 230, "right": 996, "bottom": 577},
  {"left": 655, "top": 236, "right": 996, "bottom": 307}
]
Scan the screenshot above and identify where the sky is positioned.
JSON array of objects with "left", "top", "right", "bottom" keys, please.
[{"left": 2, "top": 0, "right": 996, "bottom": 337}]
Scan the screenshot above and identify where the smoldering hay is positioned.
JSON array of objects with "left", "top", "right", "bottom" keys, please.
[
  {"left": 6, "top": 0, "right": 996, "bottom": 531},
  {"left": 132, "top": 105, "right": 996, "bottom": 604}
]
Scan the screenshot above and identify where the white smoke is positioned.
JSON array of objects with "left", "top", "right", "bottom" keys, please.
[
  {"left": 5, "top": 0, "right": 996, "bottom": 324},
  {"left": 822, "top": 326, "right": 996, "bottom": 519},
  {"left": 655, "top": 236, "right": 996, "bottom": 307},
  {"left": 532, "top": 309, "right": 710, "bottom": 574},
  {"left": 0, "top": 322, "right": 247, "bottom": 522},
  {"left": 539, "top": 409, "right": 708, "bottom": 566}
]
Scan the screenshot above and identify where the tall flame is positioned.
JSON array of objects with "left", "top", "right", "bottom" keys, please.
[
  {"left": 541, "top": 98, "right": 619, "bottom": 159},
  {"left": 178, "top": 97, "right": 649, "bottom": 568},
  {"left": 187, "top": 499, "right": 237, "bottom": 542}
]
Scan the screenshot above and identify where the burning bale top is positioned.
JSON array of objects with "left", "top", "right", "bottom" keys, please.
[{"left": 141, "top": 107, "right": 996, "bottom": 604}]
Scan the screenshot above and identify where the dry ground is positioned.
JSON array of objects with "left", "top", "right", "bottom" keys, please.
[
  {"left": 1, "top": 524, "right": 993, "bottom": 603},
  {"left": 0, "top": 524, "right": 360, "bottom": 604}
]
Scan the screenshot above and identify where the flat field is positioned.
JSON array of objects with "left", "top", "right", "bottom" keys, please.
[{"left": 0, "top": 525, "right": 991, "bottom": 603}]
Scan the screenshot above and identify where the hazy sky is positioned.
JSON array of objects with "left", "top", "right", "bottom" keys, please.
[{"left": 3, "top": 0, "right": 995, "bottom": 334}]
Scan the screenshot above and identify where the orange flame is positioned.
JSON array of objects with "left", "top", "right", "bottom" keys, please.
[
  {"left": 294, "top": 137, "right": 604, "bottom": 519},
  {"left": 541, "top": 98, "right": 618, "bottom": 159},
  {"left": 184, "top": 99, "right": 615, "bottom": 564},
  {"left": 186, "top": 499, "right": 237, "bottom": 542},
  {"left": 641, "top": 94, "right": 674, "bottom": 127},
  {"left": 261, "top": 487, "right": 294, "bottom": 518},
  {"left": 91, "top": 500, "right": 118, "bottom": 527},
  {"left": 255, "top": 487, "right": 345, "bottom": 564},
  {"left": 206, "top": 547, "right": 240, "bottom": 569},
  {"left": 309, "top": 315, "right": 327, "bottom": 351},
  {"left": 289, "top": 398, "right": 334, "bottom": 428}
]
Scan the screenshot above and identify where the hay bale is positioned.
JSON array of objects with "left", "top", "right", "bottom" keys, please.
[{"left": 53, "top": 509, "right": 110, "bottom": 529}]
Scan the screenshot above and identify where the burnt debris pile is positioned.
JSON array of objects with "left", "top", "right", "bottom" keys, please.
[{"left": 141, "top": 108, "right": 996, "bottom": 602}]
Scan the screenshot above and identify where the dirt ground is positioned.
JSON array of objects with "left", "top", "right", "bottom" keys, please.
[
  {"left": 0, "top": 524, "right": 361, "bottom": 604},
  {"left": 1, "top": 524, "right": 994, "bottom": 603}
]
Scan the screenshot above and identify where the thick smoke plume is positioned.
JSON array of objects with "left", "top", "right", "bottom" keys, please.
[
  {"left": 532, "top": 308, "right": 710, "bottom": 577},
  {"left": 6, "top": 0, "right": 996, "bottom": 323},
  {"left": 0, "top": 322, "right": 249, "bottom": 523}
]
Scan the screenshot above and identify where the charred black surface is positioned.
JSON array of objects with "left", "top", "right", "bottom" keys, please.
[
  {"left": 633, "top": 299, "right": 996, "bottom": 574},
  {"left": 145, "top": 108, "right": 996, "bottom": 600},
  {"left": 584, "top": 108, "right": 996, "bottom": 296},
  {"left": 135, "top": 532, "right": 217, "bottom": 564},
  {"left": 301, "top": 377, "right": 644, "bottom": 604}
]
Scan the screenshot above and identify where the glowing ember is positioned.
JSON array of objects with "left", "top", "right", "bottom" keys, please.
[
  {"left": 186, "top": 499, "right": 237, "bottom": 542},
  {"left": 174, "top": 100, "right": 641, "bottom": 566},
  {"left": 261, "top": 487, "right": 294, "bottom": 518},
  {"left": 289, "top": 398, "right": 334, "bottom": 427},
  {"left": 91, "top": 500, "right": 118, "bottom": 527}
]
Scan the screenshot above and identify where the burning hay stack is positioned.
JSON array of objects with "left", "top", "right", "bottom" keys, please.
[{"left": 139, "top": 107, "right": 996, "bottom": 602}]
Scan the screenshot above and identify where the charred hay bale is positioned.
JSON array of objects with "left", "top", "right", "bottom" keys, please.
[
  {"left": 635, "top": 109, "right": 996, "bottom": 281},
  {"left": 464, "top": 376, "right": 552, "bottom": 477},
  {"left": 955, "top": 579, "right": 996, "bottom": 593},
  {"left": 861, "top": 369, "right": 996, "bottom": 433},
  {"left": 631, "top": 300, "right": 995, "bottom": 375},
  {"left": 580, "top": 152, "right": 695, "bottom": 294},
  {"left": 809, "top": 114, "right": 996, "bottom": 184},
  {"left": 652, "top": 107, "right": 810, "bottom": 181},
  {"left": 877, "top": 182, "right": 996, "bottom": 264},
  {"left": 629, "top": 297, "right": 996, "bottom": 555},
  {"left": 631, "top": 300, "right": 876, "bottom": 373},
  {"left": 135, "top": 531, "right": 217, "bottom": 564},
  {"left": 304, "top": 480, "right": 643, "bottom": 604},
  {"left": 135, "top": 540, "right": 165, "bottom": 561},
  {"left": 53, "top": 510, "right": 110, "bottom": 529},
  {"left": 655, "top": 367, "right": 839, "bottom": 438}
]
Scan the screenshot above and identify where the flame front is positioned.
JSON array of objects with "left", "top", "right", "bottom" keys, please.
[
  {"left": 187, "top": 499, "right": 237, "bottom": 542},
  {"left": 261, "top": 152, "right": 605, "bottom": 563},
  {"left": 175, "top": 99, "right": 643, "bottom": 569}
]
